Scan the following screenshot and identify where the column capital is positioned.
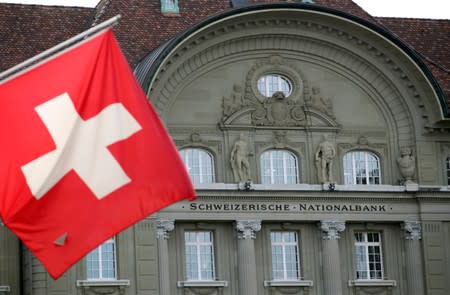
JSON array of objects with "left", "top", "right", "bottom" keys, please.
[
  {"left": 320, "top": 220, "right": 345, "bottom": 240},
  {"left": 402, "top": 221, "right": 422, "bottom": 240},
  {"left": 156, "top": 219, "right": 175, "bottom": 240},
  {"left": 236, "top": 220, "right": 261, "bottom": 239}
]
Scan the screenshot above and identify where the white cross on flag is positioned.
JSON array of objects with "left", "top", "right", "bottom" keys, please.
[{"left": 0, "top": 29, "right": 195, "bottom": 279}]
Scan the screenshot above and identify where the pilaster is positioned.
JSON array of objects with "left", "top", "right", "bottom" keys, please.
[
  {"left": 320, "top": 220, "right": 345, "bottom": 295},
  {"left": 402, "top": 221, "right": 425, "bottom": 295},
  {"left": 156, "top": 219, "right": 175, "bottom": 295},
  {"left": 236, "top": 220, "right": 261, "bottom": 295}
]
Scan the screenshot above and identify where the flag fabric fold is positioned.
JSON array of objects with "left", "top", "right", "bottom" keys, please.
[{"left": 0, "top": 28, "right": 195, "bottom": 279}]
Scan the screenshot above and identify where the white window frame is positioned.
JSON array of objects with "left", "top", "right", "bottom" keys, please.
[
  {"left": 270, "top": 231, "right": 300, "bottom": 281},
  {"left": 86, "top": 237, "right": 117, "bottom": 280},
  {"left": 257, "top": 74, "right": 292, "bottom": 97},
  {"left": 184, "top": 231, "right": 216, "bottom": 281},
  {"left": 344, "top": 151, "right": 381, "bottom": 185},
  {"left": 261, "top": 150, "right": 298, "bottom": 184},
  {"left": 180, "top": 148, "right": 215, "bottom": 184},
  {"left": 354, "top": 232, "right": 384, "bottom": 280}
]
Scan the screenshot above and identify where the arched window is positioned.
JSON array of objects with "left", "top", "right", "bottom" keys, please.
[
  {"left": 260, "top": 150, "right": 298, "bottom": 184},
  {"left": 180, "top": 148, "right": 215, "bottom": 184},
  {"left": 343, "top": 151, "right": 381, "bottom": 185},
  {"left": 446, "top": 157, "right": 450, "bottom": 185}
]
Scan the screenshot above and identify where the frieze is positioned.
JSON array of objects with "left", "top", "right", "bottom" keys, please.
[{"left": 189, "top": 202, "right": 389, "bottom": 213}]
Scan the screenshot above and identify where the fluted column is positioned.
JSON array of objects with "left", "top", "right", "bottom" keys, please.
[
  {"left": 402, "top": 221, "right": 425, "bottom": 295},
  {"left": 156, "top": 219, "right": 175, "bottom": 295},
  {"left": 236, "top": 220, "right": 261, "bottom": 295},
  {"left": 320, "top": 220, "right": 345, "bottom": 295}
]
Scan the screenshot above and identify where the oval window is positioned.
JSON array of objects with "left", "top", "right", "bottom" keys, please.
[{"left": 257, "top": 74, "right": 292, "bottom": 97}]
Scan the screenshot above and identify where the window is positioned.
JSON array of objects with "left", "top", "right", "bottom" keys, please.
[
  {"left": 354, "top": 232, "right": 383, "bottom": 280},
  {"left": 160, "top": 0, "right": 179, "bottom": 13},
  {"left": 261, "top": 150, "right": 298, "bottom": 184},
  {"left": 87, "top": 238, "right": 116, "bottom": 280},
  {"left": 344, "top": 151, "right": 381, "bottom": 184},
  {"left": 180, "top": 148, "right": 215, "bottom": 184},
  {"left": 447, "top": 157, "right": 450, "bottom": 185},
  {"left": 184, "top": 231, "right": 215, "bottom": 281},
  {"left": 257, "top": 74, "right": 292, "bottom": 97},
  {"left": 271, "top": 231, "right": 300, "bottom": 281}
]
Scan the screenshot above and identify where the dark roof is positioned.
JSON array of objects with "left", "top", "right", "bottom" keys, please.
[
  {"left": 0, "top": 4, "right": 94, "bottom": 71},
  {"left": 376, "top": 17, "right": 450, "bottom": 110}
]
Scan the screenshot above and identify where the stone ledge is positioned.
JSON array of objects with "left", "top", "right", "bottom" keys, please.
[
  {"left": 0, "top": 286, "right": 10, "bottom": 292},
  {"left": 264, "top": 280, "right": 314, "bottom": 287},
  {"left": 76, "top": 280, "right": 130, "bottom": 287},
  {"left": 177, "top": 281, "right": 228, "bottom": 288},
  {"left": 348, "top": 280, "right": 397, "bottom": 287}
]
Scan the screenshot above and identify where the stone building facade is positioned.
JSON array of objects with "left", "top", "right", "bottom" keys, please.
[{"left": 1, "top": 1, "right": 450, "bottom": 295}]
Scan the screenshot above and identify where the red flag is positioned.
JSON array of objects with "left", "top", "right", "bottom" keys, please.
[{"left": 0, "top": 29, "right": 195, "bottom": 279}]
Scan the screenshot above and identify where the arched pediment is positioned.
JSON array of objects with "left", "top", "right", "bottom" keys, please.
[{"left": 136, "top": 4, "right": 448, "bottom": 149}]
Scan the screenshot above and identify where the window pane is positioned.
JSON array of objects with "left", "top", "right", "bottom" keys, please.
[
  {"left": 87, "top": 238, "right": 116, "bottom": 280},
  {"left": 180, "top": 149, "right": 215, "bottom": 184},
  {"left": 261, "top": 150, "right": 298, "bottom": 184},
  {"left": 271, "top": 231, "right": 300, "bottom": 281},
  {"left": 354, "top": 232, "right": 383, "bottom": 280},
  {"left": 184, "top": 231, "right": 215, "bottom": 281},
  {"left": 344, "top": 151, "right": 381, "bottom": 185},
  {"left": 257, "top": 74, "right": 292, "bottom": 97}
]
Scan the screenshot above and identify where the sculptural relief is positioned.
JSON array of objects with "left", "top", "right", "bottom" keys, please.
[
  {"left": 307, "top": 87, "right": 335, "bottom": 119},
  {"left": 251, "top": 91, "right": 306, "bottom": 126},
  {"left": 223, "top": 84, "right": 244, "bottom": 117}
]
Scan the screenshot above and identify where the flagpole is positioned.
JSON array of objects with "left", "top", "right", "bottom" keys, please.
[{"left": 0, "top": 15, "right": 121, "bottom": 82}]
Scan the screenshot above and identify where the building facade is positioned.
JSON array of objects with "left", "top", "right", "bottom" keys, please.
[{"left": 1, "top": 1, "right": 450, "bottom": 295}]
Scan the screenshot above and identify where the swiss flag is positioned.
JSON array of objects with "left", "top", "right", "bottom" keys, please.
[{"left": 0, "top": 29, "right": 195, "bottom": 279}]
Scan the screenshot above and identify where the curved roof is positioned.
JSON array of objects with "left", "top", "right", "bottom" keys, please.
[{"left": 134, "top": 2, "right": 448, "bottom": 117}]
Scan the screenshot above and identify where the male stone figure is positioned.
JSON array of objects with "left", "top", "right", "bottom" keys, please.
[
  {"left": 231, "top": 133, "right": 252, "bottom": 182},
  {"left": 315, "top": 135, "right": 336, "bottom": 183}
]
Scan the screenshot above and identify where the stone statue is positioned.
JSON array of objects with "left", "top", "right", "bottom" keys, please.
[
  {"left": 397, "top": 147, "right": 415, "bottom": 184},
  {"left": 309, "top": 87, "right": 334, "bottom": 118},
  {"left": 223, "top": 84, "right": 244, "bottom": 117},
  {"left": 231, "top": 133, "right": 252, "bottom": 182},
  {"left": 315, "top": 136, "right": 336, "bottom": 183}
]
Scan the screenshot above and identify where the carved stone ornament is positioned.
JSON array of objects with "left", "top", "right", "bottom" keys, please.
[
  {"left": 402, "top": 221, "right": 422, "bottom": 240},
  {"left": 236, "top": 220, "right": 261, "bottom": 239},
  {"left": 220, "top": 56, "right": 339, "bottom": 130},
  {"left": 82, "top": 286, "right": 126, "bottom": 295},
  {"left": 184, "top": 288, "right": 223, "bottom": 295},
  {"left": 252, "top": 91, "right": 306, "bottom": 126},
  {"left": 156, "top": 219, "right": 175, "bottom": 240},
  {"left": 397, "top": 147, "right": 416, "bottom": 184},
  {"left": 320, "top": 220, "right": 345, "bottom": 240}
]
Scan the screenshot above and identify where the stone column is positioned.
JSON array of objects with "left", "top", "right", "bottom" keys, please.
[
  {"left": 156, "top": 219, "right": 175, "bottom": 295},
  {"left": 402, "top": 221, "right": 425, "bottom": 295},
  {"left": 320, "top": 220, "right": 345, "bottom": 295},
  {"left": 236, "top": 220, "right": 261, "bottom": 295}
]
